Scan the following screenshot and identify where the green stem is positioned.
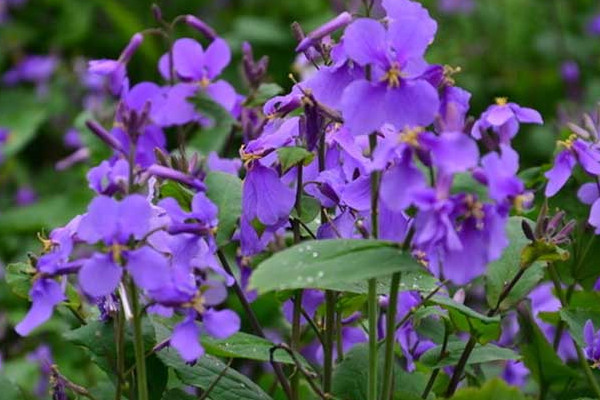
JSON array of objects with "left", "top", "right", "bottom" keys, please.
[
  {"left": 381, "top": 273, "right": 401, "bottom": 400},
  {"left": 291, "top": 290, "right": 303, "bottom": 400},
  {"left": 367, "top": 132, "right": 380, "bottom": 400},
  {"left": 368, "top": 278, "right": 378, "bottom": 400},
  {"left": 128, "top": 281, "right": 148, "bottom": 400},
  {"left": 547, "top": 263, "right": 600, "bottom": 398},
  {"left": 323, "top": 290, "right": 336, "bottom": 394},
  {"left": 114, "top": 308, "right": 125, "bottom": 400}
]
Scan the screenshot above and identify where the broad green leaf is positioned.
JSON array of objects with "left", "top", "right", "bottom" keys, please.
[
  {"left": 157, "top": 348, "right": 272, "bottom": 400},
  {"left": 189, "top": 93, "right": 236, "bottom": 154},
  {"left": 450, "top": 378, "right": 527, "bottom": 400},
  {"left": 420, "top": 341, "right": 519, "bottom": 368},
  {"left": 0, "top": 89, "right": 47, "bottom": 158},
  {"left": 518, "top": 309, "right": 579, "bottom": 389},
  {"left": 5, "top": 262, "right": 34, "bottom": 299},
  {"left": 201, "top": 331, "right": 308, "bottom": 367},
  {"left": 277, "top": 147, "right": 315, "bottom": 172},
  {"left": 428, "top": 296, "right": 501, "bottom": 343},
  {"left": 250, "top": 239, "right": 423, "bottom": 293},
  {"left": 205, "top": 171, "right": 242, "bottom": 246},
  {"left": 159, "top": 182, "right": 193, "bottom": 211},
  {"left": 486, "top": 217, "right": 544, "bottom": 310},
  {"left": 245, "top": 83, "right": 284, "bottom": 107},
  {"left": 147, "top": 354, "right": 168, "bottom": 400},
  {"left": 0, "top": 375, "right": 24, "bottom": 400}
]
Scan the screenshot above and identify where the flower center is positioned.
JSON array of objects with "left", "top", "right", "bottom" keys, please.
[
  {"left": 382, "top": 64, "right": 403, "bottom": 88},
  {"left": 443, "top": 65, "right": 462, "bottom": 86},
  {"left": 464, "top": 194, "right": 485, "bottom": 227},
  {"left": 399, "top": 126, "right": 424, "bottom": 147},
  {"left": 495, "top": 97, "right": 508, "bottom": 106},
  {"left": 199, "top": 77, "right": 211, "bottom": 88},
  {"left": 514, "top": 192, "right": 534, "bottom": 213}
]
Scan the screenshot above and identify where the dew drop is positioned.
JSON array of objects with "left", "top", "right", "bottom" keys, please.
[{"left": 312, "top": 252, "right": 318, "bottom": 258}]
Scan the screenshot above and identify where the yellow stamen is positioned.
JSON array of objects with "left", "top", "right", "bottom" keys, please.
[
  {"left": 37, "top": 232, "right": 53, "bottom": 253},
  {"left": 557, "top": 134, "right": 577, "bottom": 150},
  {"left": 443, "top": 65, "right": 462, "bottom": 86},
  {"left": 514, "top": 192, "right": 534, "bottom": 214},
  {"left": 381, "top": 64, "right": 403, "bottom": 88},
  {"left": 495, "top": 97, "right": 508, "bottom": 106},
  {"left": 239, "top": 144, "right": 262, "bottom": 164},
  {"left": 399, "top": 126, "right": 424, "bottom": 148},
  {"left": 199, "top": 77, "right": 211, "bottom": 88}
]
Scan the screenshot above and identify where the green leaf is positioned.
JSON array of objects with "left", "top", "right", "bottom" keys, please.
[
  {"left": 159, "top": 182, "right": 193, "bottom": 211},
  {"left": 518, "top": 309, "right": 579, "bottom": 389},
  {"left": 157, "top": 348, "right": 272, "bottom": 400},
  {"left": 485, "top": 217, "right": 544, "bottom": 310},
  {"left": 559, "top": 307, "right": 600, "bottom": 348},
  {"left": 291, "top": 195, "right": 320, "bottom": 224},
  {"left": 5, "top": 262, "right": 34, "bottom": 299},
  {"left": 420, "top": 341, "right": 519, "bottom": 368},
  {"left": 449, "top": 378, "right": 527, "bottom": 400},
  {"left": 147, "top": 354, "right": 168, "bottom": 400},
  {"left": 201, "top": 332, "right": 308, "bottom": 367},
  {"left": 277, "top": 147, "right": 315, "bottom": 173},
  {"left": 189, "top": 92, "right": 236, "bottom": 154},
  {"left": 250, "top": 239, "right": 424, "bottom": 293},
  {"left": 428, "top": 296, "right": 501, "bottom": 343},
  {"left": 0, "top": 89, "right": 47, "bottom": 158},
  {"left": 0, "top": 375, "right": 24, "bottom": 400},
  {"left": 245, "top": 83, "right": 284, "bottom": 107},
  {"left": 205, "top": 171, "right": 243, "bottom": 247}
]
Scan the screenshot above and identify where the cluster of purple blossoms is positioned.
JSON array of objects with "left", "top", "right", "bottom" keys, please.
[{"left": 13, "top": 0, "right": 549, "bottom": 380}]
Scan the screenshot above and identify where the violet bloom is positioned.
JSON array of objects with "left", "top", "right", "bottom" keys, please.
[
  {"left": 16, "top": 279, "right": 65, "bottom": 336},
  {"left": 27, "top": 344, "right": 53, "bottom": 397},
  {"left": 75, "top": 195, "right": 156, "bottom": 297},
  {"left": 472, "top": 98, "right": 543, "bottom": 144},
  {"left": 89, "top": 33, "right": 143, "bottom": 95},
  {"left": 171, "top": 308, "right": 240, "bottom": 363},
  {"left": 3, "top": 55, "right": 57, "bottom": 87},
  {"left": 561, "top": 61, "right": 580, "bottom": 84},
  {"left": 502, "top": 360, "right": 529, "bottom": 387},
  {"left": 480, "top": 144, "right": 525, "bottom": 204},
  {"left": 242, "top": 161, "right": 295, "bottom": 226},
  {"left": 207, "top": 152, "right": 241, "bottom": 176},
  {"left": 14, "top": 186, "right": 36, "bottom": 206},
  {"left": 158, "top": 37, "right": 237, "bottom": 113},
  {"left": 584, "top": 320, "right": 600, "bottom": 368},
  {"left": 545, "top": 137, "right": 600, "bottom": 197},
  {"left": 340, "top": 0, "right": 440, "bottom": 135}
]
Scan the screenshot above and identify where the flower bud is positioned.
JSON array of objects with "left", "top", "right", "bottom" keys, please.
[
  {"left": 184, "top": 15, "right": 217, "bottom": 40},
  {"left": 119, "top": 33, "right": 144, "bottom": 63},
  {"left": 295, "top": 12, "right": 352, "bottom": 52}
]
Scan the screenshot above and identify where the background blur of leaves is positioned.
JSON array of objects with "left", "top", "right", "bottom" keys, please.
[{"left": 0, "top": 0, "right": 599, "bottom": 397}]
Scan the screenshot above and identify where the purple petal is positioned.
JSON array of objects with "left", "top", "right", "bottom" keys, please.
[
  {"left": 119, "top": 195, "right": 152, "bottom": 240},
  {"left": 204, "top": 38, "right": 231, "bottom": 79},
  {"left": 205, "top": 80, "right": 237, "bottom": 112},
  {"left": 341, "top": 176, "right": 372, "bottom": 211},
  {"left": 15, "top": 279, "right": 65, "bottom": 336},
  {"left": 77, "top": 196, "right": 119, "bottom": 244},
  {"left": 341, "top": 80, "right": 386, "bottom": 136},
  {"left": 430, "top": 131, "right": 479, "bottom": 173},
  {"left": 380, "top": 156, "right": 425, "bottom": 211},
  {"left": 343, "top": 19, "right": 387, "bottom": 66},
  {"left": 387, "top": 10, "right": 436, "bottom": 59},
  {"left": 173, "top": 38, "right": 205, "bottom": 80},
  {"left": 584, "top": 320, "right": 595, "bottom": 347},
  {"left": 383, "top": 80, "right": 439, "bottom": 129},
  {"left": 242, "top": 163, "right": 295, "bottom": 226},
  {"left": 203, "top": 309, "right": 240, "bottom": 339},
  {"left": 78, "top": 253, "right": 122, "bottom": 298},
  {"left": 589, "top": 198, "right": 600, "bottom": 234},
  {"left": 171, "top": 316, "right": 204, "bottom": 362},
  {"left": 544, "top": 150, "right": 575, "bottom": 197},
  {"left": 125, "top": 247, "right": 170, "bottom": 291},
  {"left": 486, "top": 105, "right": 513, "bottom": 126},
  {"left": 577, "top": 183, "right": 600, "bottom": 205},
  {"left": 512, "top": 105, "right": 543, "bottom": 124}
]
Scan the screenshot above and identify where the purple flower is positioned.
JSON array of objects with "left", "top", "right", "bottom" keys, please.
[
  {"left": 584, "top": 320, "right": 600, "bottom": 368},
  {"left": 3, "top": 55, "right": 58, "bottom": 86},
  {"left": 545, "top": 138, "right": 600, "bottom": 197},
  {"left": 158, "top": 37, "right": 237, "bottom": 113},
  {"left": 14, "top": 186, "right": 37, "bottom": 206},
  {"left": 472, "top": 98, "right": 543, "bottom": 144},
  {"left": 242, "top": 161, "right": 295, "bottom": 226},
  {"left": 587, "top": 13, "right": 600, "bottom": 36},
  {"left": 89, "top": 33, "right": 143, "bottom": 95},
  {"left": 16, "top": 279, "right": 65, "bottom": 336},
  {"left": 340, "top": 6, "right": 440, "bottom": 135},
  {"left": 480, "top": 144, "right": 524, "bottom": 204}
]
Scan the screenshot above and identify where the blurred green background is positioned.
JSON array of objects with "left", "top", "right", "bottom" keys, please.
[{"left": 0, "top": 0, "right": 600, "bottom": 397}]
